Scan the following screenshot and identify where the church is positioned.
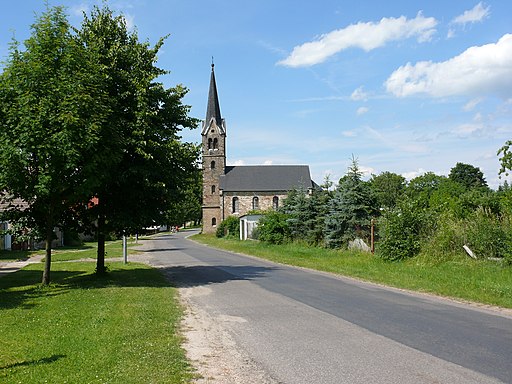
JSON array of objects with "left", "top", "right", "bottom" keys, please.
[{"left": 201, "top": 64, "right": 317, "bottom": 234}]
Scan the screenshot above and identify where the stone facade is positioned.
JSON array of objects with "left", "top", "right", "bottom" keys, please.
[{"left": 220, "top": 191, "right": 286, "bottom": 220}]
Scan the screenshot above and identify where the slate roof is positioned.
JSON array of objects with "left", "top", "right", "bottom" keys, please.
[
  {"left": 219, "top": 165, "right": 315, "bottom": 192},
  {"left": 204, "top": 64, "right": 223, "bottom": 129}
]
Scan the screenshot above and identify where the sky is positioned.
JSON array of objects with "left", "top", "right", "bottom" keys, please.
[{"left": 1, "top": 1, "right": 512, "bottom": 188}]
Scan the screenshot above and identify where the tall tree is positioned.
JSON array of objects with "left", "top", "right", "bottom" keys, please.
[
  {"left": 324, "top": 157, "right": 376, "bottom": 248},
  {"left": 448, "top": 162, "right": 488, "bottom": 190},
  {"left": 0, "top": 7, "right": 108, "bottom": 284},
  {"left": 76, "top": 6, "right": 199, "bottom": 273},
  {"left": 368, "top": 171, "right": 406, "bottom": 210}
]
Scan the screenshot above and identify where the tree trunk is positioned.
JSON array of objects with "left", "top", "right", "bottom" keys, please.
[
  {"left": 42, "top": 225, "right": 53, "bottom": 285},
  {"left": 96, "top": 213, "right": 107, "bottom": 274}
]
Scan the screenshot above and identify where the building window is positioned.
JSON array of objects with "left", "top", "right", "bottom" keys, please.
[
  {"left": 232, "top": 197, "right": 239, "bottom": 213},
  {"left": 210, "top": 161, "right": 216, "bottom": 170},
  {"left": 211, "top": 185, "right": 216, "bottom": 194},
  {"left": 273, "top": 196, "right": 279, "bottom": 210},
  {"left": 208, "top": 138, "right": 213, "bottom": 149},
  {"left": 212, "top": 218, "right": 217, "bottom": 226},
  {"left": 252, "top": 196, "right": 259, "bottom": 210},
  {"left": 213, "top": 138, "right": 218, "bottom": 149}
]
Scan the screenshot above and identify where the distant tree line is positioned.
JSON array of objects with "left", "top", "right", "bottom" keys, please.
[
  {"left": 0, "top": 5, "right": 200, "bottom": 284},
  {"left": 222, "top": 157, "right": 512, "bottom": 265}
]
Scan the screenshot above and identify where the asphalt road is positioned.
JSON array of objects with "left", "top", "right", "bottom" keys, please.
[{"left": 140, "top": 231, "right": 512, "bottom": 384}]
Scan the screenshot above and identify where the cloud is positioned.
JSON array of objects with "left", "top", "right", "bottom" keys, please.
[
  {"left": 385, "top": 34, "right": 512, "bottom": 98},
  {"left": 357, "top": 107, "right": 369, "bottom": 116},
  {"left": 402, "top": 168, "right": 427, "bottom": 180},
  {"left": 451, "top": 2, "right": 490, "bottom": 26},
  {"left": 350, "top": 86, "right": 368, "bottom": 101},
  {"left": 463, "top": 97, "right": 483, "bottom": 111},
  {"left": 342, "top": 130, "right": 357, "bottom": 137},
  {"left": 278, "top": 12, "right": 437, "bottom": 67}
]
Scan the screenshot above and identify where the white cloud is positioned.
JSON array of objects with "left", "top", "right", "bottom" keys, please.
[
  {"left": 463, "top": 97, "right": 483, "bottom": 111},
  {"left": 263, "top": 160, "right": 274, "bottom": 165},
  {"left": 402, "top": 168, "right": 427, "bottom": 180},
  {"left": 385, "top": 34, "right": 512, "bottom": 98},
  {"left": 342, "top": 130, "right": 357, "bottom": 137},
  {"left": 278, "top": 12, "right": 437, "bottom": 67},
  {"left": 357, "top": 107, "right": 369, "bottom": 116},
  {"left": 452, "top": 2, "right": 490, "bottom": 26},
  {"left": 350, "top": 86, "right": 368, "bottom": 101}
]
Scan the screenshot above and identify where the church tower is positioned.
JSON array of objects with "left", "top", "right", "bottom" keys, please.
[{"left": 201, "top": 63, "right": 226, "bottom": 233}]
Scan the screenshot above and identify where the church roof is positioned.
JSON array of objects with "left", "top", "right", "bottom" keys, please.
[
  {"left": 204, "top": 63, "right": 223, "bottom": 130},
  {"left": 219, "top": 165, "right": 315, "bottom": 192}
]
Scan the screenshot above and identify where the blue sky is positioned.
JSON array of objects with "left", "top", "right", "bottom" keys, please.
[{"left": 1, "top": 1, "right": 512, "bottom": 188}]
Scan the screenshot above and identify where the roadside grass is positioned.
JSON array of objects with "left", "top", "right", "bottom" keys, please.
[
  {"left": 0, "top": 261, "right": 193, "bottom": 384},
  {"left": 193, "top": 234, "right": 512, "bottom": 309},
  {"left": 0, "top": 250, "right": 39, "bottom": 262}
]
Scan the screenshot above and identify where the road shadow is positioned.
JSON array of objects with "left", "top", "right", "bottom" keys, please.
[{"left": 159, "top": 265, "right": 276, "bottom": 288}]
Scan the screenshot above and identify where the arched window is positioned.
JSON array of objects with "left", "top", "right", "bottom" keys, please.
[
  {"left": 211, "top": 185, "right": 216, "bottom": 194},
  {"left": 212, "top": 218, "right": 217, "bottom": 226},
  {"left": 210, "top": 161, "right": 216, "bottom": 170},
  {"left": 252, "top": 196, "right": 259, "bottom": 210},
  {"left": 273, "top": 196, "right": 279, "bottom": 210},
  {"left": 208, "top": 138, "right": 213, "bottom": 149},
  {"left": 232, "top": 197, "right": 239, "bottom": 213},
  {"left": 213, "top": 138, "right": 218, "bottom": 149}
]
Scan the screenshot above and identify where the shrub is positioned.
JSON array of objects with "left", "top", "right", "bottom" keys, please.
[
  {"left": 377, "top": 201, "right": 428, "bottom": 261},
  {"left": 464, "top": 208, "right": 512, "bottom": 260},
  {"left": 257, "top": 211, "right": 290, "bottom": 244},
  {"left": 216, "top": 216, "right": 240, "bottom": 238}
]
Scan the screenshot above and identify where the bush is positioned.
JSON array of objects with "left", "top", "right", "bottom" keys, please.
[
  {"left": 464, "top": 208, "right": 512, "bottom": 260},
  {"left": 257, "top": 211, "right": 290, "bottom": 244},
  {"left": 377, "top": 201, "right": 429, "bottom": 261},
  {"left": 216, "top": 216, "right": 240, "bottom": 238}
]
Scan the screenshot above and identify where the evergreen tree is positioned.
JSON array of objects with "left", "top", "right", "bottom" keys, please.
[{"left": 324, "top": 157, "right": 375, "bottom": 248}]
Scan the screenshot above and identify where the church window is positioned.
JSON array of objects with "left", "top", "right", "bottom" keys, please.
[
  {"left": 232, "top": 197, "right": 239, "bottom": 213},
  {"left": 273, "top": 196, "right": 279, "bottom": 210},
  {"left": 213, "top": 138, "right": 218, "bottom": 149},
  {"left": 210, "top": 161, "right": 216, "bottom": 170},
  {"left": 212, "top": 218, "right": 217, "bottom": 226},
  {"left": 208, "top": 138, "right": 213, "bottom": 149},
  {"left": 211, "top": 185, "right": 216, "bottom": 194},
  {"left": 252, "top": 196, "right": 259, "bottom": 210}
]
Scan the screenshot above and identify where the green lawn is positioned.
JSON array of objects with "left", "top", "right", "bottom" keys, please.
[
  {"left": 0, "top": 261, "right": 194, "bottom": 383},
  {"left": 193, "top": 234, "right": 512, "bottom": 309}
]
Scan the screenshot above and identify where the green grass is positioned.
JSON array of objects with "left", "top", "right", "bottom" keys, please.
[
  {"left": 193, "top": 234, "right": 512, "bottom": 309},
  {"left": 51, "top": 239, "right": 140, "bottom": 262},
  {"left": 0, "top": 261, "right": 194, "bottom": 383},
  {"left": 0, "top": 250, "right": 40, "bottom": 262}
]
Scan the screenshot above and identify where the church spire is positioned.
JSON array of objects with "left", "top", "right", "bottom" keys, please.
[{"left": 205, "top": 63, "right": 223, "bottom": 129}]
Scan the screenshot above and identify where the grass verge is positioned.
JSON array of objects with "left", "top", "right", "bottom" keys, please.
[
  {"left": 0, "top": 261, "right": 193, "bottom": 384},
  {"left": 193, "top": 234, "right": 512, "bottom": 309}
]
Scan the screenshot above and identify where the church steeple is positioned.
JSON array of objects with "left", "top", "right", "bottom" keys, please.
[
  {"left": 202, "top": 63, "right": 226, "bottom": 135},
  {"left": 201, "top": 62, "right": 226, "bottom": 234}
]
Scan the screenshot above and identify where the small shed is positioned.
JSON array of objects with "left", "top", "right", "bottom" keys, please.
[{"left": 239, "top": 214, "right": 263, "bottom": 240}]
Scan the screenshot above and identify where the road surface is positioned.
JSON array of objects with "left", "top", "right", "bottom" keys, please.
[{"left": 136, "top": 231, "right": 512, "bottom": 384}]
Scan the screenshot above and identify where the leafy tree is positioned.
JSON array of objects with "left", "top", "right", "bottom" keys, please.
[
  {"left": 324, "top": 157, "right": 376, "bottom": 248},
  {"left": 166, "top": 160, "right": 202, "bottom": 227},
  {"left": 448, "top": 162, "right": 488, "bottom": 190},
  {"left": 368, "top": 171, "right": 406, "bottom": 210},
  {"left": 406, "top": 172, "right": 447, "bottom": 208},
  {"left": 0, "top": 7, "right": 108, "bottom": 284},
  {"left": 76, "top": 6, "right": 199, "bottom": 273}
]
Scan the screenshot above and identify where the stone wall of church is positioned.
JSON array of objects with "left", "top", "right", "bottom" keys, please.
[{"left": 220, "top": 191, "right": 288, "bottom": 219}]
